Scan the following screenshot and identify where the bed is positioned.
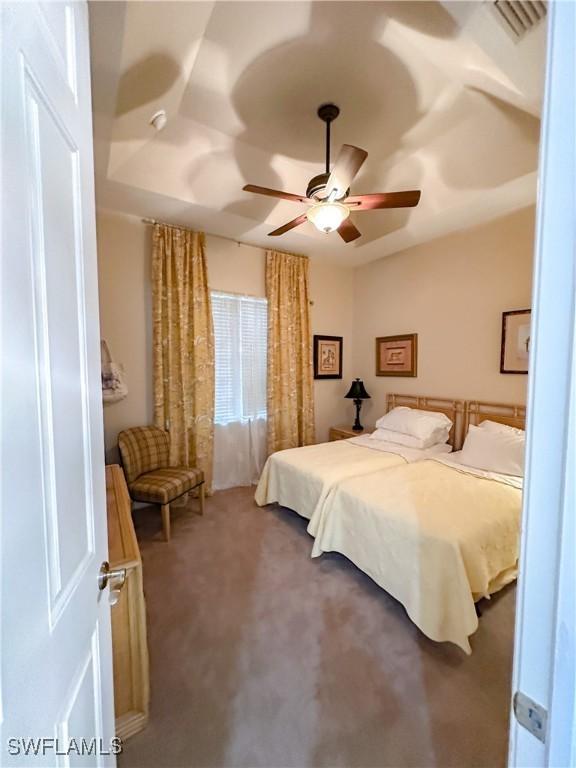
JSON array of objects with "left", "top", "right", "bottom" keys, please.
[
  {"left": 255, "top": 395, "right": 463, "bottom": 522},
  {"left": 307, "top": 401, "right": 526, "bottom": 654}
]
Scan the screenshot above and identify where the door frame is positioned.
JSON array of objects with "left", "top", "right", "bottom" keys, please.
[{"left": 508, "top": 1, "right": 575, "bottom": 765}]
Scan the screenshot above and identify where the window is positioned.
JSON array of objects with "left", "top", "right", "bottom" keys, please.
[{"left": 212, "top": 291, "right": 267, "bottom": 424}]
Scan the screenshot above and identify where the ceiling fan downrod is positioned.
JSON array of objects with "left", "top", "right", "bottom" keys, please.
[
  {"left": 318, "top": 103, "right": 340, "bottom": 175},
  {"left": 305, "top": 103, "right": 341, "bottom": 200}
]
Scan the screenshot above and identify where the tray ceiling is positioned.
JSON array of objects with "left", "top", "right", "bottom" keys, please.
[{"left": 90, "top": 1, "right": 545, "bottom": 265}]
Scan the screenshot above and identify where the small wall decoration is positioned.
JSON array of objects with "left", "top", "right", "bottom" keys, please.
[
  {"left": 314, "top": 335, "right": 343, "bottom": 379},
  {"left": 501, "top": 309, "right": 531, "bottom": 374},
  {"left": 376, "top": 333, "right": 418, "bottom": 377}
]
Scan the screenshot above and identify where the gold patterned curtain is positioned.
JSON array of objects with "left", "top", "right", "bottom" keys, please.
[
  {"left": 152, "top": 224, "right": 215, "bottom": 491},
  {"left": 266, "top": 249, "right": 315, "bottom": 453}
]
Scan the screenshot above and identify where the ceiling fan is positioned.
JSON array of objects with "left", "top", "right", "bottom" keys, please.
[{"left": 243, "top": 103, "right": 421, "bottom": 243}]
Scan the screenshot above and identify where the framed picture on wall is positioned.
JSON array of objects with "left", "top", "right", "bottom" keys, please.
[
  {"left": 376, "top": 334, "right": 418, "bottom": 377},
  {"left": 501, "top": 309, "right": 531, "bottom": 374},
  {"left": 313, "top": 335, "right": 343, "bottom": 379}
]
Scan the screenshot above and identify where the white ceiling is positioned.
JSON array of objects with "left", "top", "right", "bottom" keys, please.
[{"left": 90, "top": 1, "right": 545, "bottom": 266}]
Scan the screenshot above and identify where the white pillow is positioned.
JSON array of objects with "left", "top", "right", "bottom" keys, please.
[
  {"left": 428, "top": 442, "right": 453, "bottom": 455},
  {"left": 460, "top": 424, "right": 525, "bottom": 476},
  {"left": 370, "top": 426, "right": 451, "bottom": 451},
  {"left": 375, "top": 406, "right": 452, "bottom": 444},
  {"left": 480, "top": 419, "right": 525, "bottom": 437}
]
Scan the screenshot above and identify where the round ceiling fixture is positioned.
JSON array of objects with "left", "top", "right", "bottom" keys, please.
[
  {"left": 306, "top": 201, "right": 350, "bottom": 233},
  {"left": 149, "top": 109, "right": 167, "bottom": 131}
]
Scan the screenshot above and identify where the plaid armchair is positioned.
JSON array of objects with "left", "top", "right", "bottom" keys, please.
[{"left": 118, "top": 426, "right": 204, "bottom": 541}]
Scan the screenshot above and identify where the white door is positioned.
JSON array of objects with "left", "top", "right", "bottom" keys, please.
[
  {"left": 509, "top": 1, "right": 576, "bottom": 766},
  {"left": 1, "top": 2, "right": 116, "bottom": 765}
]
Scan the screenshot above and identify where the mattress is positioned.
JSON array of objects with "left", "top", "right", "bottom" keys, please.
[
  {"left": 254, "top": 438, "right": 447, "bottom": 521},
  {"left": 308, "top": 455, "right": 522, "bottom": 653}
]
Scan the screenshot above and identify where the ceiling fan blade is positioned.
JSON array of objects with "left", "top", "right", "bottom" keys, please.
[
  {"left": 243, "top": 184, "right": 309, "bottom": 204},
  {"left": 324, "top": 144, "right": 368, "bottom": 199},
  {"left": 346, "top": 190, "right": 421, "bottom": 210},
  {"left": 268, "top": 213, "right": 308, "bottom": 237},
  {"left": 338, "top": 218, "right": 361, "bottom": 243}
]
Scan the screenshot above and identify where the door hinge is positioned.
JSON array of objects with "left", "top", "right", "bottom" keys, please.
[{"left": 513, "top": 691, "right": 548, "bottom": 744}]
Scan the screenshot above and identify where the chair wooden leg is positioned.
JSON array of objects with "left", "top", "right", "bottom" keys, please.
[
  {"left": 198, "top": 482, "right": 205, "bottom": 516},
  {"left": 161, "top": 503, "right": 171, "bottom": 541}
]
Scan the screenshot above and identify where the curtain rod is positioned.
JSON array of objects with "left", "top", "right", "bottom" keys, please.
[
  {"left": 142, "top": 217, "right": 247, "bottom": 248},
  {"left": 142, "top": 216, "right": 314, "bottom": 304},
  {"left": 141, "top": 217, "right": 309, "bottom": 259}
]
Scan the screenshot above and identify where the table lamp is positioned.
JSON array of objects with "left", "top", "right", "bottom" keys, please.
[{"left": 344, "top": 378, "right": 371, "bottom": 431}]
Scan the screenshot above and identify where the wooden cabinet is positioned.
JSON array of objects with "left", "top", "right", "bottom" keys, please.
[
  {"left": 329, "top": 424, "right": 373, "bottom": 441},
  {"left": 106, "top": 465, "right": 150, "bottom": 740}
]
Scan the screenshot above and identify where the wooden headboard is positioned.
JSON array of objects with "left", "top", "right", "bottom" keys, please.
[
  {"left": 465, "top": 401, "right": 527, "bottom": 435},
  {"left": 386, "top": 394, "right": 465, "bottom": 449}
]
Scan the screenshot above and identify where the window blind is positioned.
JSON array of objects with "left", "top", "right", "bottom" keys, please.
[{"left": 212, "top": 291, "right": 267, "bottom": 425}]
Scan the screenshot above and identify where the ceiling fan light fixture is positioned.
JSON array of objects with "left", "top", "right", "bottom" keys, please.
[{"left": 306, "top": 202, "right": 350, "bottom": 233}]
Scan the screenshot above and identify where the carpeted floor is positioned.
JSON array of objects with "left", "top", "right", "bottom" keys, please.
[{"left": 120, "top": 487, "right": 516, "bottom": 768}]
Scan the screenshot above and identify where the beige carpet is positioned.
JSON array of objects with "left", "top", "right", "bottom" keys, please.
[{"left": 120, "top": 486, "right": 515, "bottom": 768}]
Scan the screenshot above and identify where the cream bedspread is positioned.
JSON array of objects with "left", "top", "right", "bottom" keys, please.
[
  {"left": 254, "top": 440, "right": 412, "bottom": 520},
  {"left": 308, "top": 458, "right": 522, "bottom": 653}
]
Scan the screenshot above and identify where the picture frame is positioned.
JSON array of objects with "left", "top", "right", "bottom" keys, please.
[
  {"left": 376, "top": 333, "right": 418, "bottom": 377},
  {"left": 500, "top": 309, "right": 531, "bottom": 374},
  {"left": 313, "top": 335, "right": 343, "bottom": 380}
]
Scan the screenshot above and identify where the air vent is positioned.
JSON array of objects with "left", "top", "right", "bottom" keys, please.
[{"left": 493, "top": 0, "right": 547, "bottom": 39}]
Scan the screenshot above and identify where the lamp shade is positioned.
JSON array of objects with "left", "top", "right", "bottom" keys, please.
[{"left": 344, "top": 378, "right": 371, "bottom": 400}]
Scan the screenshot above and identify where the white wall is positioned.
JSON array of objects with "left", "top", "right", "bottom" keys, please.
[
  {"left": 352, "top": 207, "right": 535, "bottom": 427},
  {"left": 96, "top": 210, "right": 355, "bottom": 461},
  {"left": 98, "top": 211, "right": 153, "bottom": 463}
]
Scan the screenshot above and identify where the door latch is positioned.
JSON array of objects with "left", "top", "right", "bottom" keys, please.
[{"left": 513, "top": 691, "right": 547, "bottom": 744}]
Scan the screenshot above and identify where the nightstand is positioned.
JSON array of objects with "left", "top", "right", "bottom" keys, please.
[{"left": 329, "top": 424, "right": 373, "bottom": 441}]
